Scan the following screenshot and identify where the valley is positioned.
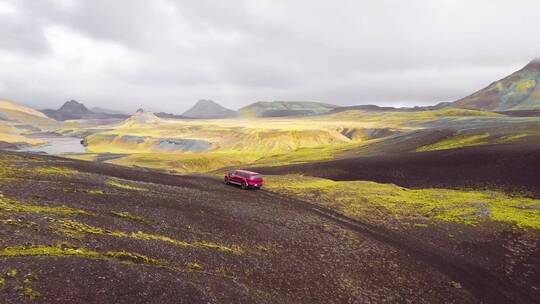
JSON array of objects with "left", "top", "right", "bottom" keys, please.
[{"left": 0, "top": 59, "right": 539, "bottom": 303}]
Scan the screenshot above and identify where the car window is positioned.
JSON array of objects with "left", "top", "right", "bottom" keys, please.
[{"left": 250, "top": 174, "right": 262, "bottom": 179}]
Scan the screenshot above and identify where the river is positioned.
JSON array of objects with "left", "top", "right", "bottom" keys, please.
[{"left": 21, "top": 137, "right": 87, "bottom": 154}]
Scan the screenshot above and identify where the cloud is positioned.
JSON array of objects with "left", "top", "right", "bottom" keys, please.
[{"left": 0, "top": 0, "right": 539, "bottom": 112}]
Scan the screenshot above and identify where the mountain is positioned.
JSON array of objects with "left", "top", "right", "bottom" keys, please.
[
  {"left": 239, "top": 101, "right": 337, "bottom": 118},
  {"left": 182, "top": 99, "right": 237, "bottom": 119},
  {"left": 43, "top": 100, "right": 129, "bottom": 121},
  {"left": 90, "top": 107, "right": 127, "bottom": 115},
  {"left": 452, "top": 58, "right": 540, "bottom": 111}
]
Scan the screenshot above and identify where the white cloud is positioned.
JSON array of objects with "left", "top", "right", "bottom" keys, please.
[
  {"left": 0, "top": 1, "right": 18, "bottom": 15},
  {"left": 0, "top": 0, "right": 539, "bottom": 112}
]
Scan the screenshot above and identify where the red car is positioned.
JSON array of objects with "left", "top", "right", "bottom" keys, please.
[{"left": 224, "top": 170, "right": 264, "bottom": 190}]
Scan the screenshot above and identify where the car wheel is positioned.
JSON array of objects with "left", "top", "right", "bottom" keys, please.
[{"left": 241, "top": 182, "right": 248, "bottom": 190}]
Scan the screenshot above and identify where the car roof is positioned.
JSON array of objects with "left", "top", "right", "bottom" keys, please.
[{"left": 235, "top": 170, "right": 261, "bottom": 175}]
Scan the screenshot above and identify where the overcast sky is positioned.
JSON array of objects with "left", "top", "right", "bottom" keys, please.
[{"left": 0, "top": 0, "right": 539, "bottom": 113}]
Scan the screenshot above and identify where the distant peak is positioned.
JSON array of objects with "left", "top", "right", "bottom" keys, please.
[
  {"left": 135, "top": 108, "right": 145, "bottom": 113},
  {"left": 58, "top": 100, "right": 89, "bottom": 113},
  {"left": 182, "top": 99, "right": 236, "bottom": 119},
  {"left": 195, "top": 99, "right": 218, "bottom": 105},
  {"left": 61, "top": 100, "right": 84, "bottom": 108}
]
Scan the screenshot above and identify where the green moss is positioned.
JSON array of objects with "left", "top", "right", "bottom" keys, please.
[
  {"left": 0, "top": 160, "right": 23, "bottom": 179},
  {"left": 0, "top": 275, "right": 5, "bottom": 286},
  {"left": 0, "top": 193, "right": 87, "bottom": 215},
  {"left": 107, "top": 179, "right": 148, "bottom": 192},
  {"left": 187, "top": 262, "right": 204, "bottom": 272},
  {"left": 416, "top": 133, "right": 490, "bottom": 152},
  {"left": 51, "top": 219, "right": 244, "bottom": 255},
  {"left": 104, "top": 251, "right": 166, "bottom": 266},
  {"left": 265, "top": 175, "right": 540, "bottom": 229},
  {"left": 23, "top": 287, "right": 41, "bottom": 299},
  {"left": 22, "top": 273, "right": 40, "bottom": 299},
  {"left": 0, "top": 244, "right": 167, "bottom": 267},
  {"left": 496, "top": 134, "right": 528, "bottom": 143},
  {"left": 35, "top": 166, "right": 77, "bottom": 176},
  {"left": 87, "top": 189, "right": 104, "bottom": 195},
  {"left": 7, "top": 269, "right": 17, "bottom": 278},
  {"left": 0, "top": 245, "right": 100, "bottom": 259},
  {"left": 111, "top": 211, "right": 145, "bottom": 222},
  {"left": 1, "top": 219, "right": 39, "bottom": 231},
  {"left": 516, "top": 79, "right": 536, "bottom": 92}
]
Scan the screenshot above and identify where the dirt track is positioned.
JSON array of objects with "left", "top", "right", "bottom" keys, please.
[{"left": 0, "top": 151, "right": 538, "bottom": 303}]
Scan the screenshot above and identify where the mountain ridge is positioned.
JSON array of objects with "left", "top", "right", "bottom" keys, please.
[
  {"left": 43, "top": 100, "right": 129, "bottom": 121},
  {"left": 452, "top": 58, "right": 540, "bottom": 111}
]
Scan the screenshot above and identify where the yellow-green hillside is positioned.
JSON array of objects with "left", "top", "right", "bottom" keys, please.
[
  {"left": 86, "top": 108, "right": 492, "bottom": 154},
  {"left": 323, "top": 108, "right": 503, "bottom": 127},
  {"left": 265, "top": 175, "right": 540, "bottom": 229},
  {"left": 0, "top": 100, "right": 55, "bottom": 127},
  {"left": 75, "top": 108, "right": 540, "bottom": 173}
]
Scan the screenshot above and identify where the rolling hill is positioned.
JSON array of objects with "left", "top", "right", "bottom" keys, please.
[
  {"left": 238, "top": 101, "right": 337, "bottom": 117},
  {"left": 453, "top": 58, "right": 540, "bottom": 111},
  {"left": 0, "top": 99, "right": 56, "bottom": 147},
  {"left": 0, "top": 99, "right": 52, "bottom": 125}
]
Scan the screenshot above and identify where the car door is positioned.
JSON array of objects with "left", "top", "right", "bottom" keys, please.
[
  {"left": 230, "top": 171, "right": 241, "bottom": 184},
  {"left": 236, "top": 172, "right": 247, "bottom": 184}
]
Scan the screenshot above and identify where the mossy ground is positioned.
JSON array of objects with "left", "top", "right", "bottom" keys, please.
[
  {"left": 0, "top": 244, "right": 173, "bottom": 269},
  {"left": 0, "top": 193, "right": 88, "bottom": 215},
  {"left": 50, "top": 218, "right": 243, "bottom": 255},
  {"left": 265, "top": 175, "right": 540, "bottom": 229},
  {"left": 417, "top": 133, "right": 491, "bottom": 152},
  {"left": 107, "top": 178, "right": 148, "bottom": 191}
]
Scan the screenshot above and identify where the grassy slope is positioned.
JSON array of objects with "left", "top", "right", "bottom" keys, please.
[
  {"left": 265, "top": 175, "right": 540, "bottom": 229},
  {"left": 0, "top": 100, "right": 59, "bottom": 146},
  {"left": 0, "top": 123, "right": 44, "bottom": 145}
]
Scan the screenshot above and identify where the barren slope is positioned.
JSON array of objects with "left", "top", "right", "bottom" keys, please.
[{"left": 1, "top": 151, "right": 532, "bottom": 303}]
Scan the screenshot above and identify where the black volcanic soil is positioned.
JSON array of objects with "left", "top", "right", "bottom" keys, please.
[
  {"left": 0, "top": 151, "right": 538, "bottom": 303},
  {"left": 254, "top": 143, "right": 540, "bottom": 198}
]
